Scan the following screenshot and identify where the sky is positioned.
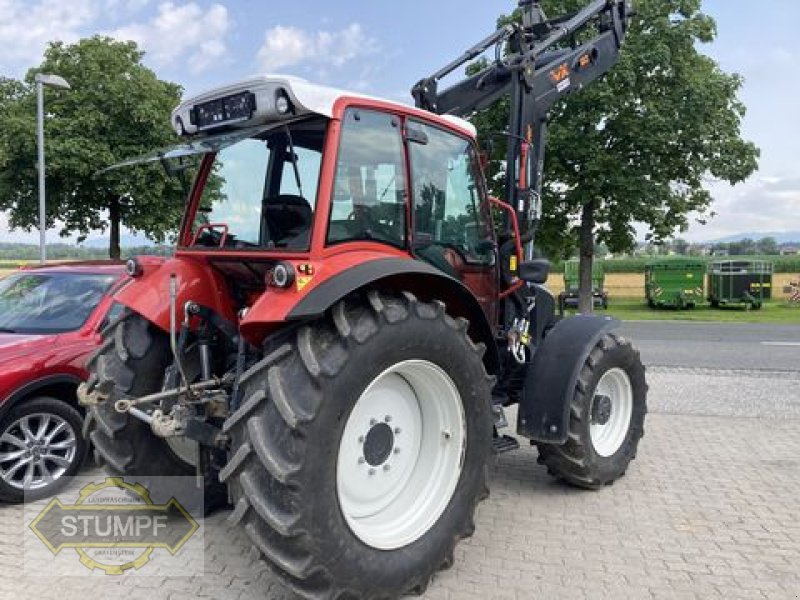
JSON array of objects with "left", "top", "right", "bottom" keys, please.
[{"left": 0, "top": 0, "right": 797, "bottom": 245}]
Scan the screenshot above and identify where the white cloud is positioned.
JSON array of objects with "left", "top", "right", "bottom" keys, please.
[
  {"left": 0, "top": 0, "right": 97, "bottom": 70},
  {"left": 257, "top": 23, "right": 378, "bottom": 73},
  {"left": 109, "top": 2, "right": 230, "bottom": 73},
  {"left": 678, "top": 175, "right": 800, "bottom": 242}
]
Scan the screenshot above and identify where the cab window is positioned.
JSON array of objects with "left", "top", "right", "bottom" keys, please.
[
  {"left": 408, "top": 121, "right": 494, "bottom": 266},
  {"left": 327, "top": 109, "right": 407, "bottom": 247},
  {"left": 192, "top": 118, "right": 325, "bottom": 250}
]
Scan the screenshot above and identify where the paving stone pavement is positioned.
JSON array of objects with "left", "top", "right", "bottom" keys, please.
[{"left": 1, "top": 367, "right": 798, "bottom": 600}]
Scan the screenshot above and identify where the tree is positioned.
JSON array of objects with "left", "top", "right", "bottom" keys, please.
[
  {"left": 0, "top": 37, "right": 184, "bottom": 259},
  {"left": 472, "top": 0, "right": 759, "bottom": 312},
  {"left": 757, "top": 236, "right": 778, "bottom": 255},
  {"left": 672, "top": 238, "right": 690, "bottom": 255}
]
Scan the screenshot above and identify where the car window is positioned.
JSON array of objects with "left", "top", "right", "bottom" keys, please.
[{"left": 0, "top": 272, "right": 116, "bottom": 334}]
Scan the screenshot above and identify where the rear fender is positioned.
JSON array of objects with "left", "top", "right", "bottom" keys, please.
[
  {"left": 517, "top": 315, "right": 619, "bottom": 443},
  {"left": 114, "top": 256, "right": 235, "bottom": 333},
  {"left": 241, "top": 256, "right": 500, "bottom": 374}
]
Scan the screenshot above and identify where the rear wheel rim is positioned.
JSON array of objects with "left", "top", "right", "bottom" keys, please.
[
  {"left": 336, "top": 360, "right": 466, "bottom": 550},
  {"left": 590, "top": 368, "right": 633, "bottom": 458},
  {"left": 0, "top": 412, "right": 77, "bottom": 491}
]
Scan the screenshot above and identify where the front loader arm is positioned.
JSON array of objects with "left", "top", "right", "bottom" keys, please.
[{"left": 412, "top": 0, "right": 633, "bottom": 254}]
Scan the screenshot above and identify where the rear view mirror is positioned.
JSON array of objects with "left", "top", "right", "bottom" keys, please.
[
  {"left": 518, "top": 259, "right": 551, "bottom": 285},
  {"left": 405, "top": 127, "right": 429, "bottom": 145}
]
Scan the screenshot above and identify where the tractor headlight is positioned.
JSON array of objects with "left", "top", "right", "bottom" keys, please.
[
  {"left": 125, "top": 258, "right": 143, "bottom": 277},
  {"left": 275, "top": 89, "right": 292, "bottom": 115},
  {"left": 270, "top": 262, "right": 295, "bottom": 288}
]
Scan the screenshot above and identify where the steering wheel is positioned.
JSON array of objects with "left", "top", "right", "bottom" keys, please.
[
  {"left": 348, "top": 205, "right": 401, "bottom": 243},
  {"left": 192, "top": 223, "right": 231, "bottom": 248}
]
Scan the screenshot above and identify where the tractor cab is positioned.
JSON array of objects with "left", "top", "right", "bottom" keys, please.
[
  {"left": 169, "top": 76, "right": 494, "bottom": 263},
  {"left": 114, "top": 76, "right": 506, "bottom": 331}
]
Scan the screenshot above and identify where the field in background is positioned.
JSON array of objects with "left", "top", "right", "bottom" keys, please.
[
  {"left": 546, "top": 272, "right": 800, "bottom": 302},
  {"left": 554, "top": 255, "right": 800, "bottom": 274},
  {"left": 589, "top": 299, "right": 800, "bottom": 324}
]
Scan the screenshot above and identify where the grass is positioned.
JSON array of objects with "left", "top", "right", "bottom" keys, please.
[{"left": 582, "top": 299, "right": 800, "bottom": 324}]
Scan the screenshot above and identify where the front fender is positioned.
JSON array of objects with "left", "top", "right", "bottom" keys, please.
[
  {"left": 241, "top": 255, "right": 500, "bottom": 373},
  {"left": 517, "top": 315, "right": 619, "bottom": 443},
  {"left": 114, "top": 256, "right": 235, "bottom": 333}
]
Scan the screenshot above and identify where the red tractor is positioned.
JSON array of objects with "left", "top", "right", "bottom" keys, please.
[{"left": 80, "top": 1, "right": 645, "bottom": 597}]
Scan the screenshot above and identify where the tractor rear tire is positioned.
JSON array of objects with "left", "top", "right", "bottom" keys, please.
[
  {"left": 82, "top": 310, "right": 227, "bottom": 511},
  {"left": 220, "top": 291, "right": 493, "bottom": 599},
  {"left": 536, "top": 333, "right": 646, "bottom": 489}
]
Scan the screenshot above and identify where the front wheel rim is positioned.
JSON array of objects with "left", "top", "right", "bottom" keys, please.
[
  {"left": 0, "top": 412, "right": 77, "bottom": 491},
  {"left": 336, "top": 360, "right": 466, "bottom": 550},
  {"left": 589, "top": 368, "right": 633, "bottom": 458}
]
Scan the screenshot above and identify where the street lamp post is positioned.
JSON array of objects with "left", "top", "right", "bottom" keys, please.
[{"left": 35, "top": 73, "right": 71, "bottom": 264}]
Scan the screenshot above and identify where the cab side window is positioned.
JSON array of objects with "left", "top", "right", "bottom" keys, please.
[
  {"left": 328, "top": 110, "right": 407, "bottom": 247},
  {"left": 408, "top": 121, "right": 494, "bottom": 266}
]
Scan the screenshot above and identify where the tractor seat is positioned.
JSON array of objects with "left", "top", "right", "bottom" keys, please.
[{"left": 264, "top": 194, "right": 313, "bottom": 249}]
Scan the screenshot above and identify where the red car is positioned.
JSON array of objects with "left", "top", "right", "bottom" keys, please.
[{"left": 0, "top": 261, "right": 127, "bottom": 502}]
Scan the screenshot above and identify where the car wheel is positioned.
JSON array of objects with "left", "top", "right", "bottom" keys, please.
[{"left": 0, "top": 396, "right": 87, "bottom": 503}]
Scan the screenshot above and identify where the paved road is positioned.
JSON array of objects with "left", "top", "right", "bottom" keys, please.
[
  {"left": 1, "top": 324, "right": 799, "bottom": 600},
  {"left": 619, "top": 321, "right": 800, "bottom": 371}
]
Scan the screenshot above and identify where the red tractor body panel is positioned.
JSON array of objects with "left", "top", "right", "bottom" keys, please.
[{"left": 115, "top": 255, "right": 237, "bottom": 332}]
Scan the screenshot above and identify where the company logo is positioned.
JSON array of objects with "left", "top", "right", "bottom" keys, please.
[
  {"left": 549, "top": 63, "right": 570, "bottom": 83},
  {"left": 28, "top": 477, "right": 199, "bottom": 574}
]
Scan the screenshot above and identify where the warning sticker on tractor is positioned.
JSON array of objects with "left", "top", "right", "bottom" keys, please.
[
  {"left": 24, "top": 476, "right": 203, "bottom": 577},
  {"left": 297, "top": 275, "right": 313, "bottom": 291}
]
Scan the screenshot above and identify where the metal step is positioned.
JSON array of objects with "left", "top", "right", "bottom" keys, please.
[{"left": 492, "top": 434, "right": 520, "bottom": 455}]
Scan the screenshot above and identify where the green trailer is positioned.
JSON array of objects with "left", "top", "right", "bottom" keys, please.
[
  {"left": 708, "top": 260, "right": 773, "bottom": 310},
  {"left": 645, "top": 259, "right": 705, "bottom": 309},
  {"left": 558, "top": 259, "right": 608, "bottom": 312}
]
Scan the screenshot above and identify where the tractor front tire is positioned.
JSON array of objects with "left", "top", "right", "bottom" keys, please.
[
  {"left": 536, "top": 333, "right": 646, "bottom": 489},
  {"left": 82, "top": 310, "right": 226, "bottom": 510},
  {"left": 221, "top": 291, "right": 493, "bottom": 599}
]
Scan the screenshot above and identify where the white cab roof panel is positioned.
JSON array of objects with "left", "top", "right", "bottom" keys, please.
[{"left": 171, "top": 75, "right": 476, "bottom": 138}]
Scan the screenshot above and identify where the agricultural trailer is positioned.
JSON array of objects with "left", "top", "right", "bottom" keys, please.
[
  {"left": 645, "top": 259, "right": 705, "bottom": 309},
  {"left": 558, "top": 258, "right": 609, "bottom": 312},
  {"left": 708, "top": 260, "right": 773, "bottom": 309}
]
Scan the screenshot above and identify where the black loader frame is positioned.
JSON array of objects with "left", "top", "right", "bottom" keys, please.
[{"left": 414, "top": 0, "right": 633, "bottom": 444}]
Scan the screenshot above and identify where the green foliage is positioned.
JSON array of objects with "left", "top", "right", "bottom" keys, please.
[
  {"left": 0, "top": 242, "right": 172, "bottom": 263},
  {"left": 601, "top": 256, "right": 800, "bottom": 274},
  {"left": 471, "top": 0, "right": 760, "bottom": 257},
  {"left": 0, "top": 37, "right": 184, "bottom": 258},
  {"left": 712, "top": 237, "right": 781, "bottom": 256}
]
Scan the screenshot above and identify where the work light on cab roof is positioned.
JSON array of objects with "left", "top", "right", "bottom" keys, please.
[{"left": 171, "top": 76, "right": 300, "bottom": 136}]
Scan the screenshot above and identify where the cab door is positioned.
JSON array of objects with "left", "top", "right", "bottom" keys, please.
[{"left": 406, "top": 119, "right": 499, "bottom": 324}]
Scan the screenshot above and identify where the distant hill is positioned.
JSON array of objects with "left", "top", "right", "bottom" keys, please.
[{"left": 710, "top": 232, "right": 800, "bottom": 244}]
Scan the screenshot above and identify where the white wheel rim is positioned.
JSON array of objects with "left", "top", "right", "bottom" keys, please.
[
  {"left": 336, "top": 360, "right": 466, "bottom": 550},
  {"left": 589, "top": 368, "right": 633, "bottom": 458}
]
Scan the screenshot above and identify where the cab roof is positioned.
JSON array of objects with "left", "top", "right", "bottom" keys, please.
[{"left": 174, "top": 75, "right": 477, "bottom": 138}]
